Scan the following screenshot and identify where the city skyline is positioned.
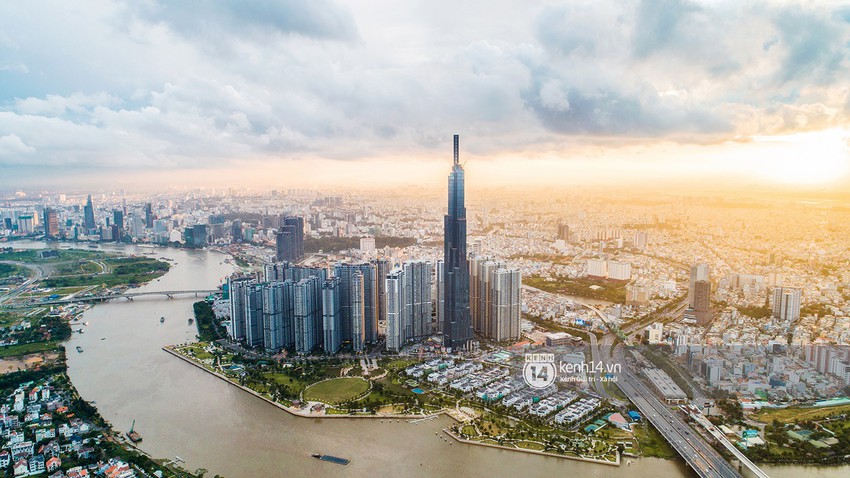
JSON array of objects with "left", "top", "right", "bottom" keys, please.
[{"left": 2, "top": 1, "right": 850, "bottom": 190}]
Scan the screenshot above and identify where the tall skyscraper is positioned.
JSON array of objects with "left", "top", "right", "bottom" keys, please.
[
  {"left": 693, "top": 280, "right": 711, "bottom": 312},
  {"left": 772, "top": 286, "right": 802, "bottom": 323},
  {"left": 491, "top": 268, "right": 522, "bottom": 342},
  {"left": 436, "top": 260, "right": 444, "bottom": 333},
  {"left": 374, "top": 259, "right": 390, "bottom": 329},
  {"left": 442, "top": 134, "right": 473, "bottom": 350},
  {"left": 386, "top": 261, "right": 434, "bottom": 352},
  {"left": 228, "top": 276, "right": 254, "bottom": 341},
  {"left": 334, "top": 262, "right": 378, "bottom": 350},
  {"left": 113, "top": 210, "right": 124, "bottom": 229},
  {"left": 261, "top": 281, "right": 286, "bottom": 352},
  {"left": 322, "top": 277, "right": 342, "bottom": 354},
  {"left": 385, "top": 267, "right": 405, "bottom": 352},
  {"left": 231, "top": 220, "right": 243, "bottom": 243},
  {"left": 404, "top": 260, "right": 433, "bottom": 339},
  {"left": 294, "top": 277, "right": 322, "bottom": 354},
  {"left": 688, "top": 263, "right": 710, "bottom": 309},
  {"left": 43, "top": 208, "right": 59, "bottom": 237},
  {"left": 83, "top": 195, "right": 95, "bottom": 232},
  {"left": 144, "top": 202, "right": 154, "bottom": 228},
  {"left": 245, "top": 283, "right": 265, "bottom": 348},
  {"left": 276, "top": 217, "right": 304, "bottom": 263},
  {"left": 557, "top": 223, "right": 570, "bottom": 242}
]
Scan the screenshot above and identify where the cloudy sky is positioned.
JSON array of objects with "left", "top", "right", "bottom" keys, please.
[{"left": 2, "top": 0, "right": 850, "bottom": 190}]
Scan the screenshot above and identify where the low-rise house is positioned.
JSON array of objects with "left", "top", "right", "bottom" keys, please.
[
  {"left": 29, "top": 454, "right": 46, "bottom": 474},
  {"left": 13, "top": 458, "right": 29, "bottom": 476},
  {"left": 46, "top": 456, "right": 61, "bottom": 472}
]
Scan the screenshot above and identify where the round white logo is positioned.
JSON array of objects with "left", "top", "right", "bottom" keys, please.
[{"left": 523, "top": 361, "right": 556, "bottom": 389}]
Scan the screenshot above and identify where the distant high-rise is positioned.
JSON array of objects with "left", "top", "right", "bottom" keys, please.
[
  {"left": 43, "top": 208, "right": 59, "bottom": 237},
  {"left": 557, "top": 223, "right": 570, "bottom": 242},
  {"left": 276, "top": 216, "right": 304, "bottom": 263},
  {"left": 144, "top": 203, "right": 154, "bottom": 228},
  {"left": 772, "top": 287, "right": 802, "bottom": 323},
  {"left": 688, "top": 263, "right": 710, "bottom": 309},
  {"left": 231, "top": 220, "right": 243, "bottom": 243},
  {"left": 83, "top": 195, "right": 95, "bottom": 232},
  {"left": 693, "top": 280, "right": 711, "bottom": 312},
  {"left": 442, "top": 134, "right": 473, "bottom": 350},
  {"left": 112, "top": 210, "right": 124, "bottom": 229}
]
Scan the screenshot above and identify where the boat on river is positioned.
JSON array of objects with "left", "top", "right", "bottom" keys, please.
[{"left": 311, "top": 453, "right": 349, "bottom": 465}]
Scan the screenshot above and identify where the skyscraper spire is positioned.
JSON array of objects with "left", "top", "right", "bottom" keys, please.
[{"left": 453, "top": 134, "right": 459, "bottom": 165}]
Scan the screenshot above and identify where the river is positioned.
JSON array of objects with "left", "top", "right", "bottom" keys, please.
[{"left": 8, "top": 241, "right": 849, "bottom": 478}]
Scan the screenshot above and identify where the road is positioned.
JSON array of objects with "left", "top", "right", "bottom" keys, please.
[
  {"left": 614, "top": 345, "right": 742, "bottom": 478},
  {"left": 0, "top": 260, "right": 45, "bottom": 305}
]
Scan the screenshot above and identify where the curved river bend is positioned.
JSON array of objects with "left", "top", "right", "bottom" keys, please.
[{"left": 11, "top": 242, "right": 848, "bottom": 478}]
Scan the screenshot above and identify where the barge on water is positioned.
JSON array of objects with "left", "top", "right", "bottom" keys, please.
[
  {"left": 311, "top": 454, "right": 350, "bottom": 465},
  {"left": 126, "top": 420, "right": 142, "bottom": 443}
]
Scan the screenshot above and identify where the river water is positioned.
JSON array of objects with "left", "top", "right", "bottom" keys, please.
[{"left": 9, "top": 241, "right": 849, "bottom": 478}]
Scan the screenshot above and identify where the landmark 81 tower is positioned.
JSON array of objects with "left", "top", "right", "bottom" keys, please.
[{"left": 442, "top": 134, "right": 473, "bottom": 350}]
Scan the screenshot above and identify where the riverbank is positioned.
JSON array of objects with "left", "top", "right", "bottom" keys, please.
[
  {"left": 164, "top": 344, "right": 627, "bottom": 467},
  {"left": 163, "top": 345, "right": 433, "bottom": 420},
  {"left": 442, "top": 426, "right": 621, "bottom": 466}
]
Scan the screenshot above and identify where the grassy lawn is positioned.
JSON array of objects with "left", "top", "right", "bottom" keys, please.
[
  {"left": 753, "top": 404, "right": 850, "bottom": 424},
  {"left": 516, "top": 440, "right": 546, "bottom": 451},
  {"left": 525, "top": 275, "right": 626, "bottom": 303},
  {"left": 0, "top": 341, "right": 60, "bottom": 358},
  {"left": 303, "top": 377, "right": 370, "bottom": 404},
  {"left": 633, "top": 422, "right": 676, "bottom": 459},
  {"left": 262, "top": 372, "right": 309, "bottom": 394}
]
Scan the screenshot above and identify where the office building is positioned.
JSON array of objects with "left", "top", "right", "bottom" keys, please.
[
  {"left": 144, "top": 203, "right": 153, "bottom": 228},
  {"left": 436, "top": 260, "right": 445, "bottom": 334},
  {"left": 276, "top": 216, "right": 305, "bottom": 263},
  {"left": 231, "top": 220, "right": 243, "bottom": 243},
  {"left": 43, "top": 208, "right": 59, "bottom": 237},
  {"left": 442, "top": 134, "right": 473, "bottom": 350},
  {"left": 688, "top": 263, "right": 710, "bottom": 309},
  {"left": 112, "top": 210, "right": 124, "bottom": 229},
  {"left": 693, "top": 280, "right": 711, "bottom": 312},
  {"left": 83, "top": 195, "right": 95, "bottom": 232},
  {"left": 557, "top": 223, "right": 570, "bottom": 242}
]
